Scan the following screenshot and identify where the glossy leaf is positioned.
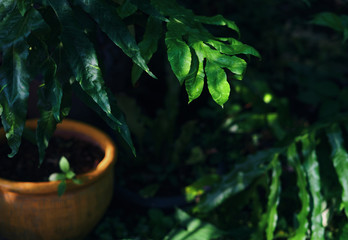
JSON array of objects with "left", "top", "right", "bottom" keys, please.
[
  {"left": 302, "top": 134, "right": 325, "bottom": 240},
  {"left": 131, "top": 17, "right": 162, "bottom": 85},
  {"left": 165, "top": 19, "right": 191, "bottom": 85},
  {"left": 74, "top": 0, "right": 156, "bottom": 79},
  {"left": 194, "top": 148, "right": 281, "bottom": 213},
  {"left": 210, "top": 38, "right": 261, "bottom": 58},
  {"left": 49, "top": 0, "right": 118, "bottom": 125},
  {"left": 205, "top": 60, "right": 230, "bottom": 107},
  {"left": 287, "top": 143, "right": 310, "bottom": 240},
  {"left": 0, "top": 41, "right": 30, "bottom": 157},
  {"left": 0, "top": 6, "right": 44, "bottom": 49},
  {"left": 184, "top": 50, "right": 204, "bottom": 103},
  {"left": 164, "top": 209, "right": 225, "bottom": 240},
  {"left": 327, "top": 124, "right": 348, "bottom": 217}
]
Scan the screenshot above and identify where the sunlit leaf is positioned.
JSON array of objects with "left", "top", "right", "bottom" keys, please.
[
  {"left": 205, "top": 60, "right": 230, "bottom": 107},
  {"left": 194, "top": 15, "right": 240, "bottom": 36},
  {"left": 164, "top": 209, "right": 225, "bottom": 240},
  {"left": 0, "top": 41, "right": 30, "bottom": 157},
  {"left": 184, "top": 50, "right": 204, "bottom": 103},
  {"left": 287, "top": 143, "right": 310, "bottom": 240}
]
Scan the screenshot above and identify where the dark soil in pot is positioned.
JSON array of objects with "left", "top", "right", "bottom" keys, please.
[{"left": 0, "top": 136, "right": 104, "bottom": 182}]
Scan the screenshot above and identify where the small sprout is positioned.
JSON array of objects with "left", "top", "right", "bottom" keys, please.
[{"left": 49, "top": 156, "right": 82, "bottom": 197}]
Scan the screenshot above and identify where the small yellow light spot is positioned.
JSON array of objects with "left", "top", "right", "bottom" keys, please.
[
  {"left": 263, "top": 93, "right": 273, "bottom": 103},
  {"left": 29, "top": 47, "right": 32, "bottom": 51}
]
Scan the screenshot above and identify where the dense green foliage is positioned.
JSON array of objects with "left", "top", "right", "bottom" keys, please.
[
  {"left": 2, "top": 0, "right": 348, "bottom": 239},
  {"left": 0, "top": 0, "right": 258, "bottom": 163}
]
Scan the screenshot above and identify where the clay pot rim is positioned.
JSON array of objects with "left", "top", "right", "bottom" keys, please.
[{"left": 0, "top": 119, "right": 116, "bottom": 194}]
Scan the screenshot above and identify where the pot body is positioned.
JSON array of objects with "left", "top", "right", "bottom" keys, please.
[{"left": 0, "top": 119, "right": 116, "bottom": 240}]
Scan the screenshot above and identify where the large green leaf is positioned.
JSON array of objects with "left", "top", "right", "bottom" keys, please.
[
  {"left": 73, "top": 0, "right": 156, "bottom": 79},
  {"left": 287, "top": 143, "right": 310, "bottom": 240},
  {"left": 48, "top": 0, "right": 117, "bottom": 125},
  {"left": 311, "top": 12, "right": 344, "bottom": 32},
  {"left": 194, "top": 15, "right": 240, "bottom": 36},
  {"left": 194, "top": 148, "right": 281, "bottom": 213},
  {"left": 205, "top": 60, "right": 230, "bottom": 107},
  {"left": 165, "top": 19, "right": 191, "bottom": 85},
  {"left": 210, "top": 38, "right": 261, "bottom": 58},
  {"left": 0, "top": 41, "right": 30, "bottom": 157},
  {"left": 184, "top": 50, "right": 204, "bottom": 103},
  {"left": 131, "top": 16, "right": 162, "bottom": 85},
  {"left": 0, "top": 6, "right": 44, "bottom": 49},
  {"left": 327, "top": 124, "right": 348, "bottom": 217},
  {"left": 301, "top": 134, "right": 325, "bottom": 240},
  {"left": 164, "top": 209, "right": 225, "bottom": 240}
]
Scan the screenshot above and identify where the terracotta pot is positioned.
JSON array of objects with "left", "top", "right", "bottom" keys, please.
[{"left": 0, "top": 119, "right": 117, "bottom": 240}]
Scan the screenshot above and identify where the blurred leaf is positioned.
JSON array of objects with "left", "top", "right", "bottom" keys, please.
[
  {"left": 164, "top": 209, "right": 225, "bottom": 240},
  {"left": 48, "top": 173, "right": 66, "bottom": 181},
  {"left": 131, "top": 17, "right": 162, "bottom": 85},
  {"left": 0, "top": 41, "right": 30, "bottom": 157},
  {"left": 58, "top": 180, "right": 67, "bottom": 197},
  {"left": 139, "top": 183, "right": 160, "bottom": 198},
  {"left": 59, "top": 156, "right": 70, "bottom": 173},
  {"left": 311, "top": 12, "right": 344, "bottom": 32},
  {"left": 302, "top": 134, "right": 325, "bottom": 240},
  {"left": 327, "top": 124, "right": 348, "bottom": 217},
  {"left": 195, "top": 148, "right": 281, "bottom": 213},
  {"left": 185, "top": 174, "right": 220, "bottom": 202},
  {"left": 287, "top": 143, "right": 310, "bottom": 240},
  {"left": 117, "top": 0, "right": 137, "bottom": 19},
  {"left": 74, "top": 0, "right": 156, "bottom": 79}
]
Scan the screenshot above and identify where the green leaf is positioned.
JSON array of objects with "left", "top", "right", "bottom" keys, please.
[
  {"left": 73, "top": 0, "right": 156, "bottom": 79},
  {"left": 48, "top": 172, "right": 66, "bottom": 181},
  {"left": 302, "top": 134, "right": 325, "bottom": 240},
  {"left": 252, "top": 155, "right": 282, "bottom": 240},
  {"left": 164, "top": 209, "right": 225, "bottom": 240},
  {"left": 205, "top": 60, "right": 230, "bottom": 107},
  {"left": 165, "top": 19, "right": 191, "bottom": 84},
  {"left": 0, "top": 7, "right": 44, "bottom": 49},
  {"left": 211, "top": 38, "right": 261, "bottom": 58},
  {"left": 59, "top": 156, "right": 70, "bottom": 173},
  {"left": 195, "top": 148, "right": 281, "bottom": 213},
  {"left": 48, "top": 0, "right": 118, "bottom": 125},
  {"left": 131, "top": 16, "right": 162, "bottom": 85},
  {"left": 58, "top": 180, "right": 67, "bottom": 197},
  {"left": 311, "top": 12, "right": 344, "bottom": 32},
  {"left": 17, "top": 0, "right": 32, "bottom": 16},
  {"left": 194, "top": 15, "right": 240, "bottom": 36},
  {"left": 0, "top": 0, "right": 16, "bottom": 20},
  {"left": 117, "top": 0, "right": 137, "bottom": 19},
  {"left": 0, "top": 41, "right": 30, "bottom": 157},
  {"left": 184, "top": 49, "right": 204, "bottom": 103},
  {"left": 65, "top": 171, "right": 76, "bottom": 180},
  {"left": 287, "top": 143, "right": 310, "bottom": 240},
  {"left": 185, "top": 174, "right": 220, "bottom": 202},
  {"left": 327, "top": 124, "right": 348, "bottom": 217}
]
